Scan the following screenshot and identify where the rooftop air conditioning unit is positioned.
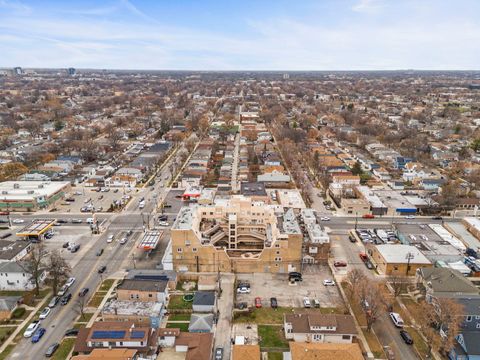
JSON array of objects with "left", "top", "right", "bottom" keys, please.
[
  {"left": 38, "top": 184, "right": 44, "bottom": 189},
  {"left": 13, "top": 183, "right": 19, "bottom": 189}
]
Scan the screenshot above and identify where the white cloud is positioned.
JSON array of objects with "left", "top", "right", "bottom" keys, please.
[{"left": 351, "top": 0, "right": 384, "bottom": 13}]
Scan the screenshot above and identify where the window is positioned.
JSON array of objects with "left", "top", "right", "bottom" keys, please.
[
  {"left": 342, "top": 335, "right": 351, "bottom": 340},
  {"left": 177, "top": 248, "right": 183, "bottom": 253},
  {"left": 313, "top": 334, "right": 321, "bottom": 341},
  {"left": 192, "top": 248, "right": 198, "bottom": 253},
  {"left": 148, "top": 293, "right": 153, "bottom": 298},
  {"left": 275, "top": 244, "right": 280, "bottom": 248},
  {"left": 185, "top": 241, "right": 190, "bottom": 246},
  {"left": 230, "top": 224, "right": 235, "bottom": 229},
  {"left": 477, "top": 323, "right": 480, "bottom": 329},
  {"left": 467, "top": 316, "right": 472, "bottom": 322},
  {"left": 230, "top": 231, "right": 235, "bottom": 236},
  {"left": 276, "top": 251, "right": 280, "bottom": 255}
]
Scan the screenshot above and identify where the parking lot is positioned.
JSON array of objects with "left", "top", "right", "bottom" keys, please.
[
  {"left": 236, "top": 269, "right": 342, "bottom": 308},
  {"left": 54, "top": 186, "right": 132, "bottom": 213}
]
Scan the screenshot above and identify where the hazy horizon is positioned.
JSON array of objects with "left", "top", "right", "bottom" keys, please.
[{"left": 1, "top": 0, "right": 480, "bottom": 71}]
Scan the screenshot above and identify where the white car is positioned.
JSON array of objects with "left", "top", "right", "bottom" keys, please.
[
  {"left": 159, "top": 221, "right": 169, "bottom": 227},
  {"left": 404, "top": 215, "right": 416, "bottom": 219},
  {"left": 303, "top": 297, "right": 311, "bottom": 308},
  {"left": 107, "top": 234, "right": 114, "bottom": 243},
  {"left": 12, "top": 219, "right": 25, "bottom": 224},
  {"left": 236, "top": 287, "right": 251, "bottom": 294},
  {"left": 320, "top": 217, "right": 330, "bottom": 221},
  {"left": 57, "top": 284, "right": 69, "bottom": 297},
  {"left": 24, "top": 321, "right": 40, "bottom": 337},
  {"left": 39, "top": 307, "right": 51, "bottom": 320},
  {"left": 65, "top": 277, "right": 76, "bottom": 288},
  {"left": 120, "top": 237, "right": 127, "bottom": 244},
  {"left": 323, "top": 279, "right": 336, "bottom": 286}
]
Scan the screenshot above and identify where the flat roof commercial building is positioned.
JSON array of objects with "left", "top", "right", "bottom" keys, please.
[
  {"left": 0, "top": 181, "right": 70, "bottom": 211},
  {"left": 369, "top": 244, "right": 432, "bottom": 276}
]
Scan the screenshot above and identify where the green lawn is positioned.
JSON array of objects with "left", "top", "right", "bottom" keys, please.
[
  {"left": 52, "top": 338, "right": 76, "bottom": 360},
  {"left": 408, "top": 327, "right": 430, "bottom": 359},
  {"left": 168, "top": 295, "right": 193, "bottom": 310},
  {"left": 363, "top": 330, "right": 385, "bottom": 359},
  {"left": 0, "top": 290, "right": 26, "bottom": 297},
  {"left": 77, "top": 312, "right": 94, "bottom": 322},
  {"left": 0, "top": 327, "right": 16, "bottom": 340},
  {"left": 234, "top": 307, "right": 344, "bottom": 325},
  {"left": 268, "top": 353, "right": 283, "bottom": 360},
  {"left": 87, "top": 295, "right": 105, "bottom": 308},
  {"left": 73, "top": 323, "right": 86, "bottom": 329},
  {"left": 258, "top": 325, "right": 289, "bottom": 349},
  {"left": 99, "top": 279, "right": 115, "bottom": 292},
  {"left": 168, "top": 313, "right": 191, "bottom": 321},
  {"left": 166, "top": 322, "right": 189, "bottom": 332},
  {"left": 0, "top": 345, "right": 14, "bottom": 360}
]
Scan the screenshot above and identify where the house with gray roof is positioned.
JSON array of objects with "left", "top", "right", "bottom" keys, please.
[
  {"left": 192, "top": 291, "right": 216, "bottom": 313},
  {"left": 416, "top": 267, "right": 479, "bottom": 302},
  {"left": 188, "top": 313, "right": 214, "bottom": 333}
]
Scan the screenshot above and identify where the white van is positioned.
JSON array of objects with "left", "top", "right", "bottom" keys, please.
[
  {"left": 139, "top": 201, "right": 145, "bottom": 209},
  {"left": 389, "top": 312, "right": 404, "bottom": 328},
  {"left": 86, "top": 218, "right": 94, "bottom": 224}
]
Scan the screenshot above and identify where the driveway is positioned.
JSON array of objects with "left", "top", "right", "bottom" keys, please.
[{"left": 214, "top": 274, "right": 234, "bottom": 360}]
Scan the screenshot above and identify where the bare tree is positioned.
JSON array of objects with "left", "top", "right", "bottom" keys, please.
[
  {"left": 415, "top": 298, "right": 464, "bottom": 356},
  {"left": 357, "top": 278, "right": 388, "bottom": 331},
  {"left": 47, "top": 250, "right": 71, "bottom": 296},
  {"left": 345, "top": 268, "right": 367, "bottom": 300},
  {"left": 76, "top": 294, "right": 87, "bottom": 320},
  {"left": 389, "top": 275, "right": 409, "bottom": 298},
  {"left": 18, "top": 243, "right": 47, "bottom": 296}
]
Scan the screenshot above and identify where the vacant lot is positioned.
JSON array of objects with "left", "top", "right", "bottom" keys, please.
[
  {"left": 258, "top": 325, "right": 289, "bottom": 349},
  {"left": 234, "top": 306, "right": 345, "bottom": 324}
]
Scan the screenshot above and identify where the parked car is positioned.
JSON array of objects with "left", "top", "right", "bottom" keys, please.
[
  {"left": 64, "top": 328, "right": 79, "bottom": 337},
  {"left": 24, "top": 321, "right": 40, "bottom": 337},
  {"left": 270, "top": 297, "right": 278, "bottom": 309},
  {"left": 323, "top": 279, "right": 336, "bottom": 286},
  {"left": 98, "top": 265, "right": 107, "bottom": 273},
  {"left": 31, "top": 327, "right": 46, "bottom": 343},
  {"left": 404, "top": 215, "right": 416, "bottom": 219},
  {"left": 389, "top": 312, "right": 404, "bottom": 328},
  {"left": 288, "top": 272, "right": 303, "bottom": 282},
  {"left": 48, "top": 296, "right": 60, "bottom": 308},
  {"left": 61, "top": 293, "right": 72, "bottom": 305},
  {"left": 432, "top": 216, "right": 443, "bottom": 220},
  {"left": 120, "top": 237, "right": 127, "bottom": 244},
  {"left": 39, "top": 307, "right": 51, "bottom": 319},
  {"left": 70, "top": 244, "right": 80, "bottom": 253},
  {"left": 96, "top": 248, "right": 104, "bottom": 256},
  {"left": 237, "top": 286, "right": 250, "bottom": 294},
  {"left": 71, "top": 219, "right": 82, "bottom": 223},
  {"left": 107, "top": 234, "right": 114, "bottom": 243},
  {"left": 62, "top": 242, "right": 69, "bottom": 248},
  {"left": 303, "top": 297, "right": 311, "bottom": 308},
  {"left": 159, "top": 221, "right": 169, "bottom": 227},
  {"left": 45, "top": 342, "right": 59, "bottom": 357},
  {"left": 320, "top": 216, "right": 330, "bottom": 221},
  {"left": 400, "top": 330, "right": 413, "bottom": 344},
  {"left": 78, "top": 288, "right": 89, "bottom": 297},
  {"left": 65, "top": 277, "right": 76, "bottom": 288},
  {"left": 12, "top": 219, "right": 25, "bottom": 224},
  {"left": 236, "top": 302, "right": 248, "bottom": 310},
  {"left": 349, "top": 235, "right": 357, "bottom": 243},
  {"left": 362, "top": 214, "right": 375, "bottom": 219},
  {"left": 334, "top": 260, "right": 347, "bottom": 267},
  {"left": 254, "top": 297, "right": 262, "bottom": 308},
  {"left": 57, "top": 284, "right": 69, "bottom": 297},
  {"left": 158, "top": 215, "right": 168, "bottom": 221},
  {"left": 214, "top": 347, "right": 224, "bottom": 360}
]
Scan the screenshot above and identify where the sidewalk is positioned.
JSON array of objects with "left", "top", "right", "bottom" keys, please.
[{"left": 0, "top": 292, "right": 51, "bottom": 354}]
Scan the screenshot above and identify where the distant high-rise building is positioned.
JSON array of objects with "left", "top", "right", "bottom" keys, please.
[
  {"left": 13, "top": 67, "right": 23, "bottom": 75},
  {"left": 67, "top": 67, "right": 76, "bottom": 76},
  {"left": 283, "top": 73, "right": 290, "bottom": 79}
]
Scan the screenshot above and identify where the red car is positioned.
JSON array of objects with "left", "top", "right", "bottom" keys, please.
[
  {"left": 255, "top": 297, "right": 262, "bottom": 308},
  {"left": 359, "top": 253, "right": 368, "bottom": 262},
  {"left": 334, "top": 260, "right": 347, "bottom": 267},
  {"left": 362, "top": 214, "right": 375, "bottom": 219}
]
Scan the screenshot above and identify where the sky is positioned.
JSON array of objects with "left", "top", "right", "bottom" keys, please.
[{"left": 0, "top": 0, "right": 479, "bottom": 70}]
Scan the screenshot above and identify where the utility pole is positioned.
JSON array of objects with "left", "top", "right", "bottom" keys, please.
[
  {"left": 405, "top": 252, "right": 414, "bottom": 276},
  {"left": 355, "top": 212, "right": 358, "bottom": 230}
]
